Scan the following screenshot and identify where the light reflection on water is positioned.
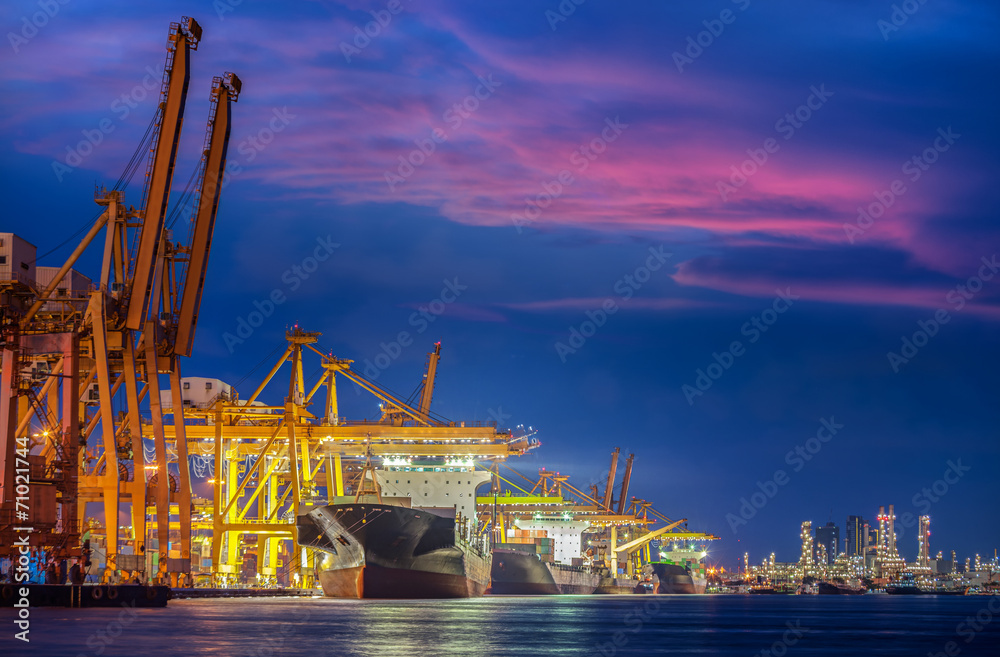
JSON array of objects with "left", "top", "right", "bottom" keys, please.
[{"left": 5, "top": 594, "right": 1000, "bottom": 657}]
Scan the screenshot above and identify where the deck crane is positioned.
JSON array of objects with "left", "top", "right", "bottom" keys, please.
[
  {"left": 377, "top": 342, "right": 445, "bottom": 427},
  {"left": 601, "top": 447, "right": 620, "bottom": 511},
  {"left": 416, "top": 342, "right": 441, "bottom": 422},
  {"left": 615, "top": 453, "right": 634, "bottom": 515}
]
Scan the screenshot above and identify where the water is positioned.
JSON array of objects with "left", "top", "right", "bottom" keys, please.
[{"left": 4, "top": 594, "right": 1000, "bottom": 656}]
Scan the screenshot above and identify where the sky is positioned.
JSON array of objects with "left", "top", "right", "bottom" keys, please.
[{"left": 2, "top": 0, "right": 998, "bottom": 567}]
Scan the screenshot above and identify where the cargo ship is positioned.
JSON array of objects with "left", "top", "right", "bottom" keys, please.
[
  {"left": 297, "top": 458, "right": 494, "bottom": 598},
  {"left": 886, "top": 573, "right": 967, "bottom": 595},
  {"left": 646, "top": 543, "right": 708, "bottom": 594},
  {"left": 484, "top": 503, "right": 604, "bottom": 595},
  {"left": 298, "top": 501, "right": 490, "bottom": 598},
  {"left": 489, "top": 544, "right": 600, "bottom": 594},
  {"left": 817, "top": 581, "right": 864, "bottom": 595}
]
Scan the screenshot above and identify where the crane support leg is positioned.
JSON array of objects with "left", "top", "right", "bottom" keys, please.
[
  {"left": 90, "top": 295, "right": 121, "bottom": 566},
  {"left": 123, "top": 338, "right": 146, "bottom": 564},
  {"left": 169, "top": 360, "right": 192, "bottom": 584},
  {"left": 143, "top": 322, "right": 171, "bottom": 581},
  {"left": 0, "top": 334, "right": 19, "bottom": 508},
  {"left": 60, "top": 333, "right": 81, "bottom": 551}
]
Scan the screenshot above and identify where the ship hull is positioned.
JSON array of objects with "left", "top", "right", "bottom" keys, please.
[
  {"left": 298, "top": 503, "right": 490, "bottom": 599},
  {"left": 489, "top": 547, "right": 599, "bottom": 595},
  {"left": 595, "top": 577, "right": 647, "bottom": 594},
  {"left": 650, "top": 563, "right": 707, "bottom": 594},
  {"left": 886, "top": 587, "right": 967, "bottom": 595},
  {"left": 818, "top": 582, "right": 864, "bottom": 595}
]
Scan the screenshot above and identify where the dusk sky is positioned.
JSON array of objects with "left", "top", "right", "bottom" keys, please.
[{"left": 2, "top": 0, "right": 998, "bottom": 566}]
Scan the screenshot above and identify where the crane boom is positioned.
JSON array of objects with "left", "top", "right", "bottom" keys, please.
[
  {"left": 417, "top": 342, "right": 441, "bottom": 419},
  {"left": 125, "top": 16, "right": 201, "bottom": 330},
  {"left": 616, "top": 453, "right": 634, "bottom": 515},
  {"left": 613, "top": 519, "right": 686, "bottom": 554},
  {"left": 174, "top": 72, "right": 242, "bottom": 356},
  {"left": 601, "top": 447, "right": 620, "bottom": 511}
]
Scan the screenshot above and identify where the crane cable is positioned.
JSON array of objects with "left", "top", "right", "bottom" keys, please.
[
  {"left": 113, "top": 110, "right": 159, "bottom": 192},
  {"left": 30, "top": 111, "right": 159, "bottom": 267},
  {"left": 165, "top": 164, "right": 200, "bottom": 230}
]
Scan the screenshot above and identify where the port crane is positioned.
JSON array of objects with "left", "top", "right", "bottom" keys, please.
[
  {"left": 0, "top": 16, "right": 241, "bottom": 586},
  {"left": 478, "top": 452, "right": 718, "bottom": 577}
]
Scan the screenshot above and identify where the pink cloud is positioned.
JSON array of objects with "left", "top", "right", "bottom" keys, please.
[
  {"left": 500, "top": 297, "right": 718, "bottom": 313},
  {"left": 672, "top": 261, "right": 1000, "bottom": 320},
  {"left": 3, "top": 8, "right": 986, "bottom": 287}
]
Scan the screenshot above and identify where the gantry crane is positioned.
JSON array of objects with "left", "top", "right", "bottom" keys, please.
[
  {"left": 163, "top": 328, "right": 531, "bottom": 585},
  {"left": 0, "top": 17, "right": 241, "bottom": 586},
  {"left": 478, "top": 459, "right": 718, "bottom": 577}
]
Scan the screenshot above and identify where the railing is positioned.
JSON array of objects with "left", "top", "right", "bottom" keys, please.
[{"left": 0, "top": 267, "right": 36, "bottom": 287}]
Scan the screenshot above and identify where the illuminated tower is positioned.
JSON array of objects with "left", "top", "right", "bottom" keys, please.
[
  {"left": 799, "top": 521, "right": 816, "bottom": 578},
  {"left": 846, "top": 515, "right": 864, "bottom": 556},
  {"left": 917, "top": 515, "right": 931, "bottom": 568},
  {"left": 876, "top": 505, "right": 905, "bottom": 577},
  {"left": 887, "top": 504, "right": 897, "bottom": 558},
  {"left": 876, "top": 506, "right": 889, "bottom": 561}
]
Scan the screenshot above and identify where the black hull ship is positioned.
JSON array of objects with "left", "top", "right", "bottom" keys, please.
[
  {"left": 886, "top": 585, "right": 967, "bottom": 595},
  {"left": 298, "top": 503, "right": 491, "bottom": 598},
  {"left": 648, "top": 562, "right": 707, "bottom": 594},
  {"left": 817, "top": 581, "right": 865, "bottom": 595},
  {"left": 489, "top": 546, "right": 600, "bottom": 595},
  {"left": 886, "top": 573, "right": 967, "bottom": 595}
]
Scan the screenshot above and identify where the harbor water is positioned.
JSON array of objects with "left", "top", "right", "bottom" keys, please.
[{"left": 4, "top": 594, "right": 999, "bottom": 656}]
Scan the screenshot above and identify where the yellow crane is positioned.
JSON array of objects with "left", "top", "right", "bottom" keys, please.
[{"left": 0, "top": 17, "right": 241, "bottom": 587}]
